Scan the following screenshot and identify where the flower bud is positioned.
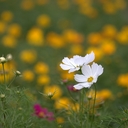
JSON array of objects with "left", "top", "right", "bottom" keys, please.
[
  {"left": 0, "top": 94, "right": 5, "bottom": 99},
  {"left": 0, "top": 57, "right": 6, "bottom": 64},
  {"left": 15, "top": 71, "right": 22, "bottom": 77},
  {"left": 6, "top": 54, "right": 13, "bottom": 61}
]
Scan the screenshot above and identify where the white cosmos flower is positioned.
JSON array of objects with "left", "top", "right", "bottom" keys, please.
[
  {"left": 73, "top": 62, "right": 103, "bottom": 90},
  {"left": 60, "top": 51, "right": 95, "bottom": 73}
]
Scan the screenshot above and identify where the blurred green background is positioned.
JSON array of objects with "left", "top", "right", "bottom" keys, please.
[{"left": 0, "top": 0, "right": 128, "bottom": 114}]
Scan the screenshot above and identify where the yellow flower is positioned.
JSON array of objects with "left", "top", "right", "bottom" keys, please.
[
  {"left": 43, "top": 85, "right": 62, "bottom": 100},
  {"left": 7, "top": 23, "right": 22, "bottom": 37},
  {"left": 0, "top": 21, "right": 6, "bottom": 34},
  {"left": 117, "top": 74, "right": 128, "bottom": 87},
  {"left": 61, "top": 71, "right": 75, "bottom": 81},
  {"left": 21, "top": 0, "right": 34, "bottom": 10},
  {"left": 20, "top": 50, "right": 37, "bottom": 63},
  {"left": 100, "top": 40, "right": 116, "bottom": 55},
  {"left": 116, "top": 26, "right": 128, "bottom": 44},
  {"left": 26, "top": 27, "right": 44, "bottom": 46},
  {"left": 56, "top": 0, "right": 70, "bottom": 9},
  {"left": 37, "top": 75, "right": 50, "bottom": 85},
  {"left": 70, "top": 44, "right": 83, "bottom": 55},
  {"left": 103, "top": 2, "right": 117, "bottom": 14},
  {"left": 46, "top": 32, "right": 65, "bottom": 48},
  {"left": 22, "top": 70, "right": 35, "bottom": 82},
  {"left": 34, "top": 62, "right": 49, "bottom": 74},
  {"left": 1, "top": 11, "right": 13, "bottom": 22},
  {"left": 36, "top": 0, "right": 49, "bottom": 5},
  {"left": 87, "top": 32, "right": 102, "bottom": 45},
  {"left": 36, "top": 14, "right": 51, "bottom": 28},
  {"left": 56, "top": 117, "right": 65, "bottom": 124},
  {"left": 54, "top": 97, "right": 72, "bottom": 109},
  {"left": 96, "top": 89, "right": 113, "bottom": 100},
  {"left": 102, "top": 25, "right": 117, "bottom": 39},
  {"left": 2, "top": 35, "right": 17, "bottom": 48},
  {"left": 63, "top": 29, "right": 84, "bottom": 44},
  {"left": 79, "top": 6, "right": 98, "bottom": 18},
  {"left": 0, "top": 61, "right": 16, "bottom": 82}
]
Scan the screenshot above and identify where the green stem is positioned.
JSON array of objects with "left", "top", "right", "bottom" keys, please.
[
  {"left": 7, "top": 75, "right": 17, "bottom": 88},
  {"left": 90, "top": 84, "right": 97, "bottom": 128},
  {"left": 79, "top": 89, "right": 85, "bottom": 128},
  {"left": 2, "top": 63, "right": 6, "bottom": 85}
]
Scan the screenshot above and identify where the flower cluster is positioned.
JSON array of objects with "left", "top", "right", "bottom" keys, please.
[
  {"left": 60, "top": 51, "right": 104, "bottom": 90},
  {"left": 33, "top": 104, "right": 54, "bottom": 121}
]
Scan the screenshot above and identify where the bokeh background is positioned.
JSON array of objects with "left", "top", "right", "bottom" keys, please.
[{"left": 0, "top": 0, "right": 128, "bottom": 114}]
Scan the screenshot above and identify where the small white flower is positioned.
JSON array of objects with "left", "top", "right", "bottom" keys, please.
[
  {"left": 60, "top": 51, "right": 95, "bottom": 73},
  {"left": 0, "top": 57, "right": 6, "bottom": 63},
  {"left": 73, "top": 62, "right": 103, "bottom": 90}
]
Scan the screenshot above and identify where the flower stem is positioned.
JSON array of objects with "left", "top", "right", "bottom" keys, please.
[
  {"left": 2, "top": 63, "right": 6, "bottom": 85},
  {"left": 7, "top": 75, "right": 17, "bottom": 88},
  {"left": 90, "top": 84, "right": 97, "bottom": 128}
]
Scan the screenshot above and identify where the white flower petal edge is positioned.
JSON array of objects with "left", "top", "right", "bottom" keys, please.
[
  {"left": 74, "top": 62, "right": 103, "bottom": 90},
  {"left": 60, "top": 51, "right": 95, "bottom": 73}
]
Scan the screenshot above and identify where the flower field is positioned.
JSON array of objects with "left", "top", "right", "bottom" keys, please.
[{"left": 0, "top": 0, "right": 128, "bottom": 127}]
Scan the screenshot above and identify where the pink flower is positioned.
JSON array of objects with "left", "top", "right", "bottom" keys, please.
[
  {"left": 34, "top": 104, "right": 54, "bottom": 121},
  {"left": 67, "top": 85, "right": 79, "bottom": 92}
]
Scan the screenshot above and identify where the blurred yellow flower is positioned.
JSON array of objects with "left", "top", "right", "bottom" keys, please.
[
  {"left": 117, "top": 73, "right": 128, "bottom": 88},
  {"left": 20, "top": 50, "right": 37, "bottom": 63},
  {"left": 0, "top": 21, "right": 6, "bottom": 34},
  {"left": 87, "top": 32, "right": 102, "bottom": 45},
  {"left": 46, "top": 32, "right": 65, "bottom": 48},
  {"left": 7, "top": 23, "right": 22, "bottom": 37},
  {"left": 115, "top": 0, "right": 126, "bottom": 10},
  {"left": 36, "top": 0, "right": 49, "bottom": 5},
  {"left": 43, "top": 85, "right": 62, "bottom": 100},
  {"left": 22, "top": 70, "right": 35, "bottom": 82},
  {"left": 96, "top": 89, "right": 113, "bottom": 100},
  {"left": 21, "top": 0, "right": 35, "bottom": 10},
  {"left": 70, "top": 44, "right": 83, "bottom": 55},
  {"left": 102, "top": 25, "right": 117, "bottom": 39},
  {"left": 57, "top": 0, "right": 69, "bottom": 9},
  {"left": 37, "top": 75, "right": 50, "bottom": 85},
  {"left": 56, "top": 117, "right": 65, "bottom": 124},
  {"left": 80, "top": 6, "right": 98, "bottom": 18},
  {"left": 63, "top": 29, "right": 84, "bottom": 44},
  {"left": 26, "top": 27, "right": 44, "bottom": 46},
  {"left": 102, "top": 2, "right": 117, "bottom": 14},
  {"left": 100, "top": 40, "right": 116, "bottom": 55},
  {"left": 36, "top": 14, "right": 51, "bottom": 28},
  {"left": 0, "top": 61, "right": 16, "bottom": 82},
  {"left": 86, "top": 47, "right": 103, "bottom": 61},
  {"left": 1, "top": 11, "right": 13, "bottom": 22},
  {"left": 2, "top": 35, "right": 17, "bottom": 48},
  {"left": 54, "top": 97, "right": 72, "bottom": 109},
  {"left": 116, "top": 31, "right": 128, "bottom": 44},
  {"left": 61, "top": 71, "right": 74, "bottom": 81},
  {"left": 34, "top": 62, "right": 49, "bottom": 74}
]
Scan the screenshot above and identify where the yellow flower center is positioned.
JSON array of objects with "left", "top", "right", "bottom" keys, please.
[
  {"left": 87, "top": 77, "right": 93, "bottom": 82},
  {"left": 39, "top": 112, "right": 44, "bottom": 117}
]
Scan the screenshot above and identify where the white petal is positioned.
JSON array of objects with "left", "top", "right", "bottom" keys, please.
[
  {"left": 60, "top": 64, "right": 73, "bottom": 70},
  {"left": 73, "top": 84, "right": 84, "bottom": 90},
  {"left": 81, "top": 64, "right": 92, "bottom": 77},
  {"left": 74, "top": 74, "right": 87, "bottom": 82},
  {"left": 97, "top": 65, "right": 103, "bottom": 75},
  {"left": 91, "top": 62, "right": 103, "bottom": 76},
  {"left": 62, "top": 57, "right": 72, "bottom": 65},
  {"left": 84, "top": 51, "right": 95, "bottom": 64},
  {"left": 74, "top": 82, "right": 91, "bottom": 90},
  {"left": 69, "top": 68, "right": 77, "bottom": 73}
]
